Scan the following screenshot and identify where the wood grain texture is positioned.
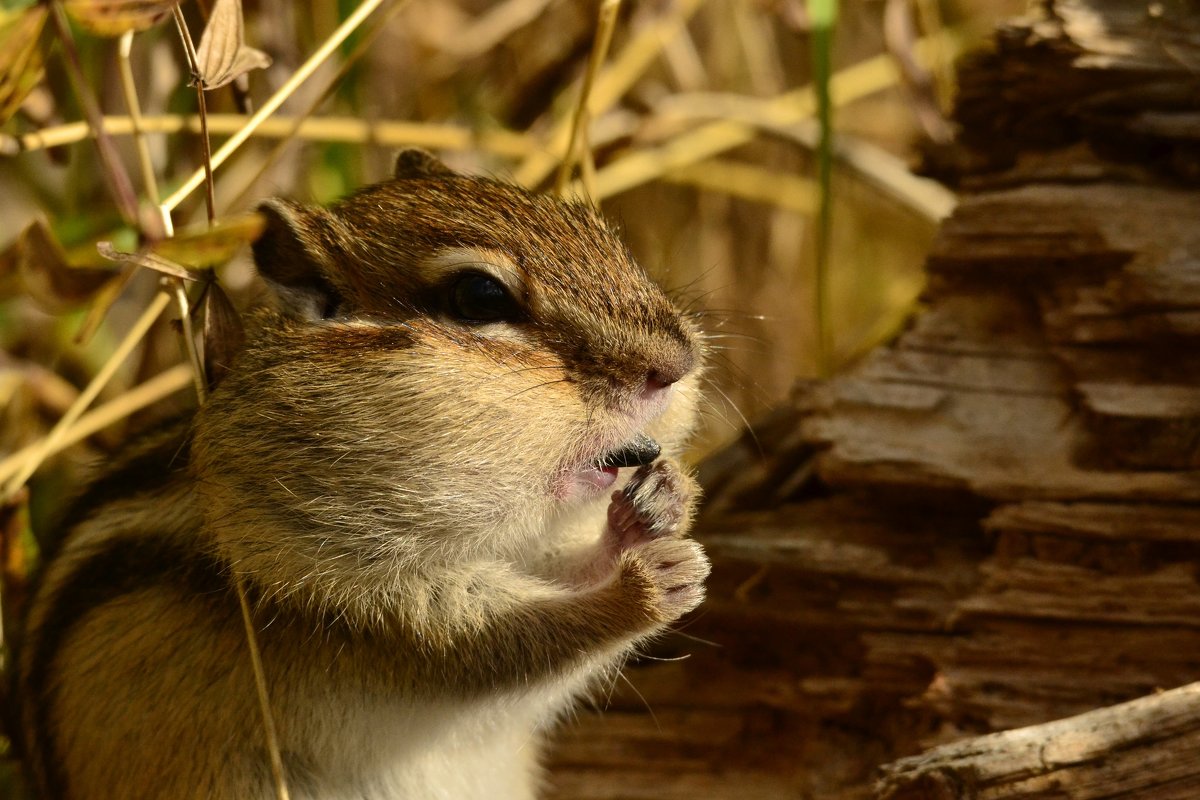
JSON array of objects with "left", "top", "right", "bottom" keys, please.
[
  {"left": 877, "top": 682, "right": 1200, "bottom": 800},
  {"left": 546, "top": 1, "right": 1200, "bottom": 797}
]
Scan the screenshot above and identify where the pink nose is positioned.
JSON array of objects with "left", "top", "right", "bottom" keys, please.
[
  {"left": 645, "top": 370, "right": 674, "bottom": 392},
  {"left": 642, "top": 348, "right": 695, "bottom": 397}
]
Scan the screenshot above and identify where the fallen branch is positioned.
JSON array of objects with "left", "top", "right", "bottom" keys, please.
[{"left": 876, "top": 682, "right": 1200, "bottom": 800}]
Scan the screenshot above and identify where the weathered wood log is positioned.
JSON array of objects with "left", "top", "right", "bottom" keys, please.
[
  {"left": 546, "top": 1, "right": 1200, "bottom": 797},
  {"left": 876, "top": 682, "right": 1200, "bottom": 800}
]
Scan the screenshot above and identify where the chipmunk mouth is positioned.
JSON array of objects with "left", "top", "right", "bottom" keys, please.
[
  {"left": 559, "top": 433, "right": 662, "bottom": 499},
  {"left": 595, "top": 433, "right": 661, "bottom": 469}
]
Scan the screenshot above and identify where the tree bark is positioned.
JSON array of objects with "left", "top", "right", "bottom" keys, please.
[{"left": 547, "top": 1, "right": 1200, "bottom": 797}]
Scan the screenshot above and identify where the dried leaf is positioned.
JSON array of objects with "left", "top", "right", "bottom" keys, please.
[
  {"left": 202, "top": 281, "right": 244, "bottom": 390},
  {"left": 194, "top": 0, "right": 271, "bottom": 90},
  {"left": 17, "top": 220, "right": 114, "bottom": 312},
  {"left": 0, "top": 6, "right": 49, "bottom": 127},
  {"left": 150, "top": 212, "right": 266, "bottom": 267},
  {"left": 96, "top": 242, "right": 199, "bottom": 281},
  {"left": 62, "top": 0, "right": 178, "bottom": 37}
]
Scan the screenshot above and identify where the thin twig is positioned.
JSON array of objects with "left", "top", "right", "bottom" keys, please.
[
  {"left": 117, "top": 30, "right": 161, "bottom": 204},
  {"left": 883, "top": 0, "right": 952, "bottom": 144},
  {"left": 1, "top": 291, "right": 172, "bottom": 502},
  {"left": 173, "top": 13, "right": 276, "bottom": 799},
  {"left": 47, "top": 1, "right": 143, "bottom": 229},
  {"left": 577, "top": 112, "right": 599, "bottom": 202},
  {"left": 914, "top": 0, "right": 952, "bottom": 113},
  {"left": 172, "top": 6, "right": 217, "bottom": 223},
  {"left": 160, "top": 0, "right": 389, "bottom": 215},
  {"left": 171, "top": 280, "right": 208, "bottom": 403},
  {"left": 235, "top": 579, "right": 291, "bottom": 800},
  {"left": 554, "top": 0, "right": 623, "bottom": 197}
]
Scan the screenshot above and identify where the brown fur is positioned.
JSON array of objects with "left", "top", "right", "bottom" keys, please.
[{"left": 17, "top": 151, "right": 708, "bottom": 800}]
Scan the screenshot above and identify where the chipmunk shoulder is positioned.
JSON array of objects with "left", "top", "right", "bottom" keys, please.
[{"left": 16, "top": 149, "right": 710, "bottom": 800}]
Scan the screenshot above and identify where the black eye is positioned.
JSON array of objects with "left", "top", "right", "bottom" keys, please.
[{"left": 449, "top": 273, "right": 521, "bottom": 323}]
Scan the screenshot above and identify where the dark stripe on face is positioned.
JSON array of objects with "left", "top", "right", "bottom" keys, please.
[{"left": 23, "top": 536, "right": 230, "bottom": 800}]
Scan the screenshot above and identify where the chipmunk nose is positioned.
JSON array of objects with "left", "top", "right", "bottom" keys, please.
[{"left": 641, "top": 345, "right": 696, "bottom": 397}]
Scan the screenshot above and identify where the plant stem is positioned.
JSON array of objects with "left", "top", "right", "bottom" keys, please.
[
  {"left": 236, "top": 578, "right": 291, "bottom": 800},
  {"left": 160, "top": 0, "right": 389, "bottom": 216},
  {"left": 48, "top": 1, "right": 143, "bottom": 230},
  {"left": 1, "top": 291, "right": 171, "bottom": 502},
  {"left": 808, "top": 0, "right": 837, "bottom": 378},
  {"left": 172, "top": 6, "right": 217, "bottom": 223},
  {"left": 0, "top": 365, "right": 193, "bottom": 488},
  {"left": 117, "top": 30, "right": 161, "bottom": 205},
  {"left": 555, "top": 0, "right": 622, "bottom": 198},
  {"left": 2, "top": 114, "right": 536, "bottom": 157},
  {"left": 514, "top": 0, "right": 706, "bottom": 188}
]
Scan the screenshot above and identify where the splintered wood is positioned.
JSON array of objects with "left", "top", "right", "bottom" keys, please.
[{"left": 546, "top": 1, "right": 1200, "bottom": 797}]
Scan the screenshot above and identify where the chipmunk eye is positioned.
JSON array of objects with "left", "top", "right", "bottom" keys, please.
[{"left": 449, "top": 273, "right": 521, "bottom": 323}]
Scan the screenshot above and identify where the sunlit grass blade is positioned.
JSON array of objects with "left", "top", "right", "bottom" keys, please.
[{"left": 808, "top": 0, "right": 837, "bottom": 377}]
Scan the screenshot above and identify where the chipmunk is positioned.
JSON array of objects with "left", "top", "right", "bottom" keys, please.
[{"left": 15, "top": 149, "right": 709, "bottom": 800}]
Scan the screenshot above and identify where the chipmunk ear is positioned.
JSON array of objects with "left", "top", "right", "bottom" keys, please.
[
  {"left": 393, "top": 148, "right": 456, "bottom": 180},
  {"left": 252, "top": 198, "right": 345, "bottom": 320}
]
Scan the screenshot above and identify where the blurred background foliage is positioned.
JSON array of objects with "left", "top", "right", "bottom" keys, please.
[{"left": 0, "top": 0, "right": 1023, "bottom": 792}]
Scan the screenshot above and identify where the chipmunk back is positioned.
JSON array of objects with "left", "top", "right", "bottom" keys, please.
[{"left": 16, "top": 150, "right": 709, "bottom": 800}]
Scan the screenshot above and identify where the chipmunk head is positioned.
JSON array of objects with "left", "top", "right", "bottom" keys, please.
[{"left": 192, "top": 150, "right": 702, "bottom": 596}]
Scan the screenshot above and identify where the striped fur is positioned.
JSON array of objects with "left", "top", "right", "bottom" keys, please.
[{"left": 17, "top": 153, "right": 708, "bottom": 799}]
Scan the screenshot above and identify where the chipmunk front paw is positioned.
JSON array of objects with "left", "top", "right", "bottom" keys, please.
[
  {"left": 605, "top": 460, "right": 708, "bottom": 622},
  {"left": 617, "top": 537, "right": 710, "bottom": 622},
  {"left": 606, "top": 459, "right": 697, "bottom": 553}
]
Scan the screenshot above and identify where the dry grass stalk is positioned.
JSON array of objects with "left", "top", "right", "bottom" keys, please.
[
  {"left": 160, "top": 0, "right": 388, "bottom": 215},
  {"left": 656, "top": 94, "right": 954, "bottom": 220},
  {"left": 1, "top": 289, "right": 172, "bottom": 502},
  {"left": 582, "top": 27, "right": 965, "bottom": 202},
  {"left": 171, "top": 280, "right": 208, "bottom": 403},
  {"left": 513, "top": 0, "right": 707, "bottom": 188},
  {"left": 554, "top": 0, "right": 623, "bottom": 197},
  {"left": 172, "top": 5, "right": 218, "bottom": 222},
  {"left": 0, "top": 364, "right": 193, "bottom": 488},
  {"left": 236, "top": 577, "right": 291, "bottom": 800},
  {"left": 116, "top": 30, "right": 161, "bottom": 205},
  {"left": 1, "top": 114, "right": 536, "bottom": 158},
  {"left": 225, "top": 0, "right": 413, "bottom": 212},
  {"left": 662, "top": 159, "right": 817, "bottom": 215}
]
